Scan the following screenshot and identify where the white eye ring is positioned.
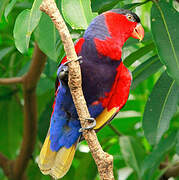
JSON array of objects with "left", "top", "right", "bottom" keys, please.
[{"left": 127, "top": 14, "right": 134, "bottom": 21}]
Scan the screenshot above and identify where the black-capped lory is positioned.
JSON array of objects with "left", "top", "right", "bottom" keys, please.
[{"left": 38, "top": 9, "right": 144, "bottom": 179}]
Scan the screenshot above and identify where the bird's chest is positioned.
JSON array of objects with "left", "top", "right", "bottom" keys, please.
[
  {"left": 80, "top": 58, "right": 120, "bottom": 105},
  {"left": 78, "top": 37, "right": 121, "bottom": 105}
]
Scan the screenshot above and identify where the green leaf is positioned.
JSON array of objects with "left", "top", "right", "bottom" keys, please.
[
  {"left": 151, "top": 1, "right": 179, "bottom": 85},
  {"left": 0, "top": 0, "right": 9, "bottom": 20},
  {"left": 34, "top": 13, "right": 57, "bottom": 61},
  {"left": 0, "top": 47, "right": 14, "bottom": 61},
  {"left": 38, "top": 100, "right": 52, "bottom": 142},
  {"left": 15, "top": 2, "right": 32, "bottom": 9},
  {"left": 61, "top": 0, "right": 96, "bottom": 29},
  {"left": 111, "top": 116, "right": 141, "bottom": 135},
  {"left": 141, "top": 131, "right": 178, "bottom": 180},
  {"left": 13, "top": 0, "right": 42, "bottom": 53},
  {"left": 122, "top": 1, "right": 150, "bottom": 10},
  {"left": 17, "top": 61, "right": 31, "bottom": 76},
  {"left": 123, "top": 42, "right": 155, "bottom": 67},
  {"left": 176, "top": 131, "right": 179, "bottom": 155},
  {"left": 44, "top": 58, "right": 57, "bottom": 77},
  {"left": 97, "top": 125, "right": 116, "bottom": 141},
  {"left": 4, "top": 0, "right": 17, "bottom": 21},
  {"left": 91, "top": 0, "right": 121, "bottom": 13},
  {"left": 25, "top": 0, "right": 42, "bottom": 36},
  {"left": 27, "top": 160, "right": 51, "bottom": 180},
  {"left": 131, "top": 55, "right": 163, "bottom": 90},
  {"left": 13, "top": 9, "right": 30, "bottom": 53},
  {"left": 120, "top": 136, "right": 145, "bottom": 179},
  {"left": 0, "top": 98, "right": 23, "bottom": 158},
  {"left": 73, "top": 152, "right": 97, "bottom": 180},
  {"left": 36, "top": 76, "right": 54, "bottom": 95},
  {"left": 143, "top": 71, "right": 179, "bottom": 145}
]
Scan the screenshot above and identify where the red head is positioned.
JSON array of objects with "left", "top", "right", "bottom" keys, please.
[{"left": 94, "top": 9, "right": 144, "bottom": 60}]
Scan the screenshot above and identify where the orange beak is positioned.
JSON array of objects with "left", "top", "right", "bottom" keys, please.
[{"left": 131, "top": 23, "right": 144, "bottom": 41}]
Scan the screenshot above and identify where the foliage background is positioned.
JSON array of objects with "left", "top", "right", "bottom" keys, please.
[{"left": 0, "top": 0, "right": 179, "bottom": 179}]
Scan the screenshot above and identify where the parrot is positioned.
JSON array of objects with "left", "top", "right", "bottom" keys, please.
[{"left": 38, "top": 9, "right": 144, "bottom": 179}]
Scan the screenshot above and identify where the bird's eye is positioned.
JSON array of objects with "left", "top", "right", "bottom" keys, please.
[{"left": 127, "top": 14, "right": 134, "bottom": 21}]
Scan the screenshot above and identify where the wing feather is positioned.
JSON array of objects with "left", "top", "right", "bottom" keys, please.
[{"left": 95, "top": 62, "right": 132, "bottom": 130}]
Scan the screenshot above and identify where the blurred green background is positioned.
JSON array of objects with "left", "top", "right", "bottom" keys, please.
[{"left": 0, "top": 0, "right": 179, "bottom": 179}]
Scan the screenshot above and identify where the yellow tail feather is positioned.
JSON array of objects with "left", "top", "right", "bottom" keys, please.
[
  {"left": 38, "top": 135, "right": 76, "bottom": 179},
  {"left": 38, "top": 107, "right": 118, "bottom": 179},
  {"left": 95, "top": 107, "right": 118, "bottom": 130}
]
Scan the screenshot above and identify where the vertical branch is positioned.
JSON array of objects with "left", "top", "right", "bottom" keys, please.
[
  {"left": 40, "top": 1, "right": 114, "bottom": 179},
  {"left": 13, "top": 43, "right": 47, "bottom": 180},
  {"left": 0, "top": 43, "right": 47, "bottom": 179}
]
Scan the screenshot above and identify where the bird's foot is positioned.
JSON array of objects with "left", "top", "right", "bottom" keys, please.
[
  {"left": 58, "top": 56, "right": 83, "bottom": 84},
  {"left": 79, "top": 118, "right": 96, "bottom": 132},
  {"left": 63, "top": 56, "right": 83, "bottom": 66}
]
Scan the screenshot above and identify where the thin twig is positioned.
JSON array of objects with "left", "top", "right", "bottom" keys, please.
[
  {"left": 108, "top": 124, "right": 122, "bottom": 136},
  {"left": 0, "top": 77, "right": 23, "bottom": 85},
  {"left": 40, "top": 1, "right": 114, "bottom": 179}
]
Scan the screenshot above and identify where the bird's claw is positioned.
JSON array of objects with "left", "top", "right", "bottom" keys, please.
[
  {"left": 79, "top": 118, "right": 96, "bottom": 132},
  {"left": 58, "top": 56, "right": 83, "bottom": 84},
  {"left": 63, "top": 56, "right": 83, "bottom": 66}
]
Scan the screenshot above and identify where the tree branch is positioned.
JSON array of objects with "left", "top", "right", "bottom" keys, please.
[
  {"left": 40, "top": 1, "right": 114, "bottom": 179},
  {"left": 0, "top": 153, "right": 13, "bottom": 179},
  {"left": 13, "top": 43, "right": 47, "bottom": 180},
  {"left": 0, "top": 77, "right": 23, "bottom": 85},
  {"left": 160, "top": 161, "right": 179, "bottom": 179},
  {"left": 164, "top": 164, "right": 179, "bottom": 178}
]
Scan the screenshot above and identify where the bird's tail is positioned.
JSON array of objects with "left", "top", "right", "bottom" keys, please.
[{"left": 38, "top": 133, "right": 76, "bottom": 179}]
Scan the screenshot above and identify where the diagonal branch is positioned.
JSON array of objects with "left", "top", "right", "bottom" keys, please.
[
  {"left": 0, "top": 152, "right": 13, "bottom": 179},
  {"left": 160, "top": 161, "right": 179, "bottom": 179},
  {"left": 40, "top": 1, "right": 114, "bottom": 179},
  {"left": 108, "top": 124, "right": 122, "bottom": 136},
  {"left": 0, "top": 153, "right": 8, "bottom": 169}
]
